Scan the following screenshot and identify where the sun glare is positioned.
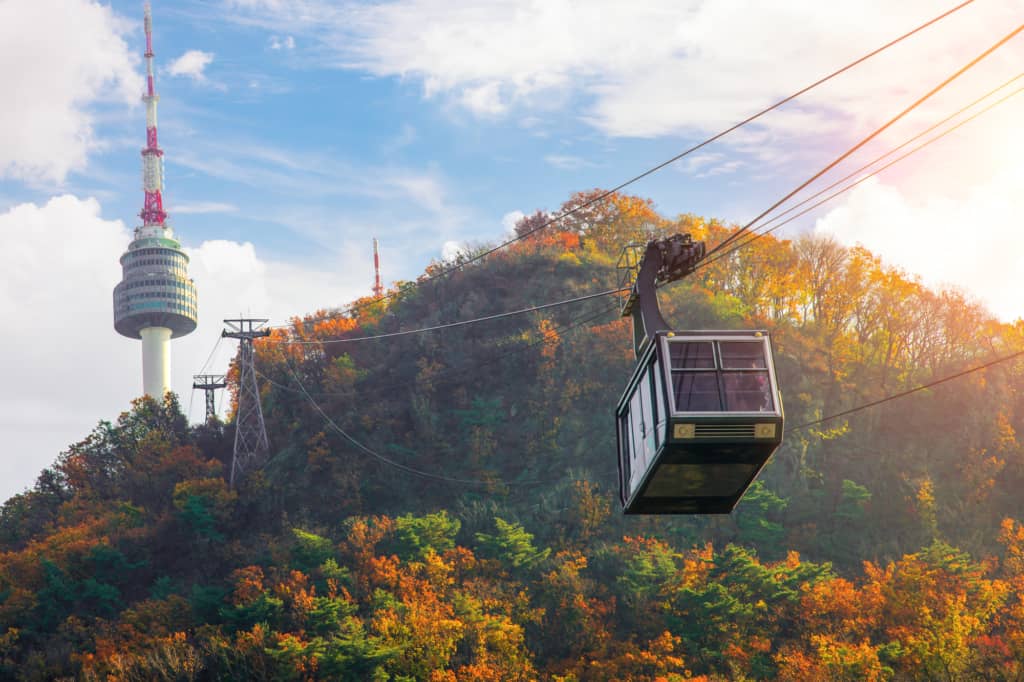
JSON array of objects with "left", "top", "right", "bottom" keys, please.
[{"left": 983, "top": 105, "right": 1024, "bottom": 184}]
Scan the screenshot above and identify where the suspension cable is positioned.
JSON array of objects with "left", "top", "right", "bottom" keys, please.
[
  {"left": 698, "top": 80, "right": 1024, "bottom": 269},
  {"left": 787, "top": 348, "right": 1024, "bottom": 434},
  {"left": 266, "top": 1, "right": 978, "bottom": 329},
  {"left": 703, "top": 21, "right": 1024, "bottom": 260},
  {"left": 279, "top": 287, "right": 626, "bottom": 345},
  {"left": 260, "top": 303, "right": 620, "bottom": 399}
]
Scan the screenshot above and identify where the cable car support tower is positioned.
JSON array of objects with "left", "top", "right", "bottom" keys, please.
[
  {"left": 193, "top": 374, "right": 226, "bottom": 423},
  {"left": 223, "top": 319, "right": 271, "bottom": 487}
]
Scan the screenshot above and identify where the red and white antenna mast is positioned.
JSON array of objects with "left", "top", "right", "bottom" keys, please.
[
  {"left": 372, "top": 237, "right": 384, "bottom": 298},
  {"left": 140, "top": 2, "right": 167, "bottom": 226}
]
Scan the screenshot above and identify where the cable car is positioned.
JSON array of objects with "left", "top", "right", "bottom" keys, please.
[{"left": 615, "top": 236, "right": 784, "bottom": 514}]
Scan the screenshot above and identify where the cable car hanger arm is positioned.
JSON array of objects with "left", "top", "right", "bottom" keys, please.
[{"left": 625, "top": 234, "right": 706, "bottom": 357}]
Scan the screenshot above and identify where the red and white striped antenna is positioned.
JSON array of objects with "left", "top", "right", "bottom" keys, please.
[
  {"left": 140, "top": 2, "right": 167, "bottom": 226},
  {"left": 372, "top": 237, "right": 384, "bottom": 298}
]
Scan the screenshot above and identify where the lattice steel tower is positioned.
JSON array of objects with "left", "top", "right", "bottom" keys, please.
[
  {"left": 113, "top": 3, "right": 197, "bottom": 398},
  {"left": 223, "top": 319, "right": 271, "bottom": 487},
  {"left": 193, "top": 374, "right": 226, "bottom": 422}
]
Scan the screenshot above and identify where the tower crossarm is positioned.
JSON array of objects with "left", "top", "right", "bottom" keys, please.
[
  {"left": 193, "top": 374, "right": 227, "bottom": 423},
  {"left": 222, "top": 318, "right": 271, "bottom": 340},
  {"left": 192, "top": 374, "right": 227, "bottom": 390}
]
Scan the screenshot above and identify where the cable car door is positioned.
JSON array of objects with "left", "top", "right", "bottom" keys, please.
[{"left": 627, "top": 367, "right": 657, "bottom": 497}]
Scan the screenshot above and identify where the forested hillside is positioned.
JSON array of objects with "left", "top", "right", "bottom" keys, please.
[{"left": 3, "top": 190, "right": 1024, "bottom": 680}]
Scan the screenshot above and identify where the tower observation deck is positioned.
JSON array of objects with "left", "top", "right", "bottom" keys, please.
[{"left": 113, "top": 3, "right": 197, "bottom": 398}]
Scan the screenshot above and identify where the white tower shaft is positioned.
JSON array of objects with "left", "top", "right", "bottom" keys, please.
[{"left": 141, "top": 326, "right": 172, "bottom": 398}]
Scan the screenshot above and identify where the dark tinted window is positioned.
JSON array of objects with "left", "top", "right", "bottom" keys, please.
[
  {"left": 722, "top": 371, "right": 773, "bottom": 411},
  {"left": 669, "top": 341, "right": 715, "bottom": 369},
  {"left": 672, "top": 372, "right": 721, "bottom": 411},
  {"left": 720, "top": 341, "right": 767, "bottom": 369}
]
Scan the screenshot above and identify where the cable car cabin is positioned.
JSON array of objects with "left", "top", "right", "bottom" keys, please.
[{"left": 617, "top": 330, "right": 783, "bottom": 514}]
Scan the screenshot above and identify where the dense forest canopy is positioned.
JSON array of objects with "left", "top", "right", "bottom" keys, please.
[{"left": 3, "top": 189, "right": 1024, "bottom": 680}]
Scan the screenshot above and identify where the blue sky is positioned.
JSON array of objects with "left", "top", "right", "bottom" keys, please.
[{"left": 1, "top": 0, "right": 1022, "bottom": 500}]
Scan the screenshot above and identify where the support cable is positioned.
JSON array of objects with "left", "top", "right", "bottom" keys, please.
[
  {"left": 697, "top": 79, "right": 1024, "bottom": 269},
  {"left": 282, "top": 361, "right": 561, "bottom": 487},
  {"left": 261, "top": 71, "right": 1023, "bottom": 374},
  {"left": 786, "top": 348, "right": 1024, "bottom": 434},
  {"left": 280, "top": 321, "right": 1024, "bottom": 487},
  {"left": 272, "top": 63, "right": 1017, "bottom": 358},
  {"left": 189, "top": 335, "right": 223, "bottom": 423},
  {"left": 270, "top": 1, "right": 977, "bottom": 328},
  {"left": 259, "top": 75, "right": 1021, "bottom": 362},
  {"left": 260, "top": 303, "right": 620, "bottom": 399},
  {"left": 432, "top": 0, "right": 979, "bottom": 278},
  {"left": 280, "top": 287, "right": 626, "bottom": 345},
  {"left": 747, "top": 73, "right": 1024, "bottom": 237},
  {"left": 703, "top": 21, "right": 1024, "bottom": 260}
]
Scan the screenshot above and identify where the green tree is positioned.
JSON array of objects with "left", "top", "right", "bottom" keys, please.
[{"left": 474, "top": 518, "right": 550, "bottom": 570}]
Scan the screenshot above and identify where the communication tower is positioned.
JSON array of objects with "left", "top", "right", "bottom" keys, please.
[
  {"left": 113, "top": 3, "right": 197, "bottom": 398},
  {"left": 372, "top": 237, "right": 384, "bottom": 298}
]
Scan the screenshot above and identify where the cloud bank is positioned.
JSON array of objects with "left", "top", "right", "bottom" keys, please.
[
  {"left": 226, "top": 0, "right": 1022, "bottom": 142},
  {"left": 0, "top": 0, "right": 140, "bottom": 182}
]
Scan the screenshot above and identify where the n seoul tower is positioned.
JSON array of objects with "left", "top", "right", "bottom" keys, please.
[{"left": 113, "top": 3, "right": 197, "bottom": 398}]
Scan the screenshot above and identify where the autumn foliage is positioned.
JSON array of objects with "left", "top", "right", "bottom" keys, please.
[{"left": 3, "top": 190, "right": 1024, "bottom": 679}]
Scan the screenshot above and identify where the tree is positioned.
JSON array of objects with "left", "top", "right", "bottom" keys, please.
[{"left": 474, "top": 518, "right": 550, "bottom": 571}]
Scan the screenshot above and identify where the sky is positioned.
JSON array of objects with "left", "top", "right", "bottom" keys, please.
[{"left": 0, "top": 0, "right": 1022, "bottom": 502}]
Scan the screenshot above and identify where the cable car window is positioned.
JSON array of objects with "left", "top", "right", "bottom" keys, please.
[
  {"left": 641, "top": 370, "right": 657, "bottom": 455},
  {"left": 628, "top": 388, "right": 647, "bottom": 492},
  {"left": 719, "top": 341, "right": 767, "bottom": 369},
  {"left": 652, "top": 358, "right": 666, "bottom": 447},
  {"left": 672, "top": 372, "right": 722, "bottom": 411},
  {"left": 722, "top": 371, "right": 773, "bottom": 411},
  {"left": 670, "top": 341, "right": 715, "bottom": 369}
]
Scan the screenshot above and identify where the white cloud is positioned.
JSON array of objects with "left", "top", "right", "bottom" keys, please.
[
  {"left": 174, "top": 201, "right": 238, "bottom": 214},
  {"left": 544, "top": 155, "right": 596, "bottom": 171},
  {"left": 224, "top": 0, "right": 1023, "bottom": 146},
  {"left": 676, "top": 152, "right": 744, "bottom": 178},
  {"left": 168, "top": 50, "right": 215, "bottom": 80},
  {"left": 814, "top": 170, "right": 1024, "bottom": 321},
  {"left": 441, "top": 240, "right": 464, "bottom": 261},
  {"left": 269, "top": 35, "right": 296, "bottom": 50},
  {"left": 0, "top": 0, "right": 140, "bottom": 183},
  {"left": 0, "top": 194, "right": 367, "bottom": 502},
  {"left": 459, "top": 82, "right": 506, "bottom": 116},
  {"left": 173, "top": 137, "right": 462, "bottom": 221},
  {"left": 0, "top": 195, "right": 133, "bottom": 501},
  {"left": 501, "top": 210, "right": 524, "bottom": 236}
]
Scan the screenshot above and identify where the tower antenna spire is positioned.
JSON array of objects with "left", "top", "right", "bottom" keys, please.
[{"left": 141, "top": 1, "right": 166, "bottom": 226}]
